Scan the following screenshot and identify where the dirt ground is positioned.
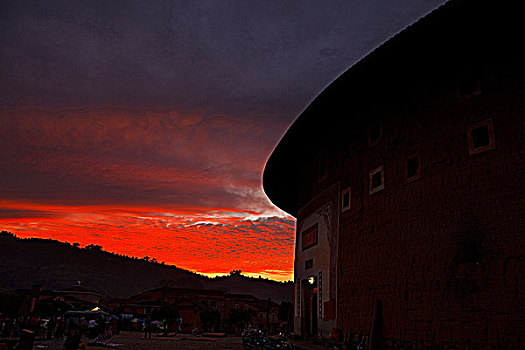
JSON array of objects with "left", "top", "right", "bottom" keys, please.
[{"left": 32, "top": 332, "right": 244, "bottom": 350}]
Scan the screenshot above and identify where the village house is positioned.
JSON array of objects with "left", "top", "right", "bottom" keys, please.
[
  {"left": 15, "top": 281, "right": 104, "bottom": 316},
  {"left": 224, "top": 293, "right": 281, "bottom": 334},
  {"left": 263, "top": 0, "right": 524, "bottom": 348},
  {"left": 118, "top": 287, "right": 226, "bottom": 316},
  {"left": 109, "top": 287, "right": 286, "bottom": 334},
  {"left": 53, "top": 280, "right": 101, "bottom": 306}
]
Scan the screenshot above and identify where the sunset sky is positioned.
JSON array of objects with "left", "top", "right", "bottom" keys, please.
[{"left": 0, "top": 0, "right": 445, "bottom": 281}]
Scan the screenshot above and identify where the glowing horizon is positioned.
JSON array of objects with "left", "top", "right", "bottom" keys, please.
[
  {"left": 0, "top": 200, "right": 295, "bottom": 281},
  {"left": 0, "top": 107, "right": 296, "bottom": 282}
]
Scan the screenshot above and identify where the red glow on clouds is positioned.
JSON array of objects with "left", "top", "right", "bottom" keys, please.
[
  {"left": 0, "top": 201, "right": 295, "bottom": 280},
  {"left": 0, "top": 107, "right": 295, "bottom": 281}
]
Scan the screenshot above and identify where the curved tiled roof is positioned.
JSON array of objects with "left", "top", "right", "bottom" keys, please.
[{"left": 263, "top": 0, "right": 522, "bottom": 216}]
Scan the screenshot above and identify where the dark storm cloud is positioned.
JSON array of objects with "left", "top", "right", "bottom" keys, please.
[{"left": 1, "top": 0, "right": 446, "bottom": 117}]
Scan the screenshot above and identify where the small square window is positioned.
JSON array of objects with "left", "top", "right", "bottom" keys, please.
[
  {"left": 305, "top": 258, "right": 313, "bottom": 270},
  {"left": 369, "top": 122, "right": 382, "bottom": 147},
  {"left": 369, "top": 166, "right": 384, "bottom": 194},
  {"left": 406, "top": 155, "right": 420, "bottom": 182},
  {"left": 472, "top": 126, "right": 490, "bottom": 148},
  {"left": 341, "top": 187, "right": 351, "bottom": 212},
  {"left": 457, "top": 71, "right": 481, "bottom": 100},
  {"left": 468, "top": 119, "right": 495, "bottom": 155}
]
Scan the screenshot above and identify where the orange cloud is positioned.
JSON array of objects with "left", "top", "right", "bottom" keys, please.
[
  {"left": 0, "top": 107, "right": 293, "bottom": 280},
  {"left": 0, "top": 202, "right": 295, "bottom": 281}
]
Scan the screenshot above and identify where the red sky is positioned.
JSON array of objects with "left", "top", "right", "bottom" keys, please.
[
  {"left": 0, "top": 108, "right": 295, "bottom": 280},
  {"left": 0, "top": 0, "right": 444, "bottom": 282},
  {"left": 0, "top": 201, "right": 295, "bottom": 280}
]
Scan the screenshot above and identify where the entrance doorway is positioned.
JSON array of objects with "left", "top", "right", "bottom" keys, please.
[{"left": 301, "top": 277, "right": 318, "bottom": 339}]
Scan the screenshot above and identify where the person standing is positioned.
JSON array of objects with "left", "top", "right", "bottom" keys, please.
[
  {"left": 88, "top": 318, "right": 97, "bottom": 338},
  {"left": 64, "top": 319, "right": 81, "bottom": 350},
  {"left": 144, "top": 318, "right": 152, "bottom": 340},
  {"left": 55, "top": 317, "right": 64, "bottom": 339},
  {"left": 47, "top": 316, "right": 55, "bottom": 340}
]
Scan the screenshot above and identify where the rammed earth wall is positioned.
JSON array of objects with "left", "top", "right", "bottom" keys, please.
[{"left": 332, "top": 71, "right": 525, "bottom": 347}]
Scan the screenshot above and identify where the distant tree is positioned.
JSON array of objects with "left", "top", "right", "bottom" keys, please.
[
  {"left": 151, "top": 258, "right": 157, "bottom": 264},
  {"left": 143, "top": 256, "right": 150, "bottom": 262},
  {"left": 85, "top": 244, "right": 102, "bottom": 251},
  {"left": 229, "top": 270, "right": 241, "bottom": 276},
  {"left": 72, "top": 243, "right": 80, "bottom": 248},
  {"left": 0, "top": 231, "right": 16, "bottom": 238}
]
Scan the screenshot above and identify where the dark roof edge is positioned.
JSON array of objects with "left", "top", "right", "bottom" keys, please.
[
  {"left": 262, "top": 0, "right": 473, "bottom": 216},
  {"left": 263, "top": 0, "right": 460, "bottom": 217}
]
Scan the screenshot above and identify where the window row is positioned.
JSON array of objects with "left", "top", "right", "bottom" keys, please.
[
  {"left": 368, "top": 118, "right": 494, "bottom": 152},
  {"left": 323, "top": 119, "right": 494, "bottom": 185},
  {"left": 341, "top": 157, "right": 417, "bottom": 211},
  {"left": 341, "top": 118, "right": 495, "bottom": 212}
]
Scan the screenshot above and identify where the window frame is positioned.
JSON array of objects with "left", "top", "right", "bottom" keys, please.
[
  {"left": 341, "top": 187, "right": 351, "bottom": 212},
  {"left": 468, "top": 119, "right": 495, "bottom": 155},
  {"left": 305, "top": 258, "right": 313, "bottom": 270},
  {"left": 302, "top": 224, "right": 319, "bottom": 251},
  {"left": 369, "top": 166, "right": 385, "bottom": 194},
  {"left": 369, "top": 121, "right": 383, "bottom": 147},
  {"left": 456, "top": 70, "right": 482, "bottom": 101},
  {"left": 406, "top": 154, "right": 421, "bottom": 183}
]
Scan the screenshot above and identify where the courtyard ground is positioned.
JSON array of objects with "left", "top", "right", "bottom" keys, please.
[{"left": 31, "top": 332, "right": 243, "bottom": 350}]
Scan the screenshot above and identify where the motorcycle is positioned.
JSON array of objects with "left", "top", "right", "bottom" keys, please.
[
  {"left": 242, "top": 329, "right": 295, "bottom": 350},
  {"left": 242, "top": 329, "right": 267, "bottom": 349},
  {"left": 263, "top": 335, "right": 294, "bottom": 350}
]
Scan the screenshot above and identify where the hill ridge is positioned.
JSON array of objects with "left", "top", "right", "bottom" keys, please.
[{"left": 0, "top": 231, "right": 292, "bottom": 303}]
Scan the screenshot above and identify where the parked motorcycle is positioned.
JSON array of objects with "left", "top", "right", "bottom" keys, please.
[
  {"left": 242, "top": 329, "right": 294, "bottom": 350},
  {"left": 263, "top": 335, "right": 294, "bottom": 350},
  {"left": 242, "top": 329, "right": 267, "bottom": 349}
]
